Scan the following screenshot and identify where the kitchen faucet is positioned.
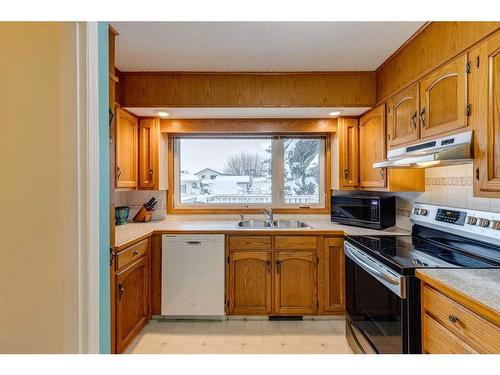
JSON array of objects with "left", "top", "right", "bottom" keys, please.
[
  {"left": 240, "top": 204, "right": 248, "bottom": 221},
  {"left": 262, "top": 208, "right": 274, "bottom": 225}
]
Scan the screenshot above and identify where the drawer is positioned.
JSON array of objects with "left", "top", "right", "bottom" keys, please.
[
  {"left": 228, "top": 236, "right": 272, "bottom": 250},
  {"left": 422, "top": 284, "right": 500, "bottom": 353},
  {"left": 117, "top": 238, "right": 149, "bottom": 269},
  {"left": 422, "top": 313, "right": 477, "bottom": 354},
  {"left": 275, "top": 236, "right": 317, "bottom": 250}
]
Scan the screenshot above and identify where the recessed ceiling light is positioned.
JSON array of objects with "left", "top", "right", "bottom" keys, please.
[
  {"left": 156, "top": 111, "right": 170, "bottom": 118},
  {"left": 329, "top": 111, "right": 341, "bottom": 117}
]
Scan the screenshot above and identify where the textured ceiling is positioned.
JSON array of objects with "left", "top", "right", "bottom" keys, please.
[{"left": 111, "top": 22, "right": 425, "bottom": 72}]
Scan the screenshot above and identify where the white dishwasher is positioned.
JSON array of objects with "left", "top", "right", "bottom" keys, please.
[{"left": 161, "top": 235, "right": 225, "bottom": 318}]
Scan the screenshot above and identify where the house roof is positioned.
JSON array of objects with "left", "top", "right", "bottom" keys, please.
[{"left": 194, "top": 168, "right": 222, "bottom": 176}]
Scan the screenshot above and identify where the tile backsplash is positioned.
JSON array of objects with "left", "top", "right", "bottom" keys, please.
[
  {"left": 393, "top": 164, "right": 500, "bottom": 230},
  {"left": 114, "top": 190, "right": 167, "bottom": 222}
]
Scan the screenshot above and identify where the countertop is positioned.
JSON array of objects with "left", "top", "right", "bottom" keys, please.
[
  {"left": 417, "top": 268, "right": 500, "bottom": 324},
  {"left": 114, "top": 218, "right": 410, "bottom": 250}
]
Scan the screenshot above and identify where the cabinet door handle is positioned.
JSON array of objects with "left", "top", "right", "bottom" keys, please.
[
  {"left": 380, "top": 169, "right": 385, "bottom": 179},
  {"left": 116, "top": 166, "right": 122, "bottom": 179},
  {"left": 419, "top": 107, "right": 426, "bottom": 127},
  {"left": 118, "top": 284, "right": 125, "bottom": 300},
  {"left": 448, "top": 314, "right": 459, "bottom": 324},
  {"left": 149, "top": 169, "right": 153, "bottom": 176},
  {"left": 275, "top": 260, "right": 281, "bottom": 273},
  {"left": 266, "top": 260, "right": 271, "bottom": 273},
  {"left": 411, "top": 111, "right": 418, "bottom": 129},
  {"left": 344, "top": 169, "right": 349, "bottom": 180}
]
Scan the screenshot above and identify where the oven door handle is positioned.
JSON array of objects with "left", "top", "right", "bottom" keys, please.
[{"left": 345, "top": 245, "right": 400, "bottom": 285}]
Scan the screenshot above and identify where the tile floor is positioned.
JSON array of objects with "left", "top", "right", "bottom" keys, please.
[{"left": 125, "top": 318, "right": 354, "bottom": 354}]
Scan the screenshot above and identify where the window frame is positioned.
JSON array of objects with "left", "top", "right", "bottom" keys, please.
[{"left": 167, "top": 134, "right": 331, "bottom": 214}]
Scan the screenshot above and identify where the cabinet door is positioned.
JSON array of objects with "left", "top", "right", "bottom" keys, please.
[
  {"left": 359, "top": 104, "right": 387, "bottom": 188},
  {"left": 387, "top": 83, "right": 420, "bottom": 148},
  {"left": 323, "top": 238, "right": 345, "bottom": 313},
  {"left": 116, "top": 256, "right": 149, "bottom": 353},
  {"left": 419, "top": 54, "right": 468, "bottom": 139},
  {"left": 138, "top": 118, "right": 159, "bottom": 189},
  {"left": 338, "top": 118, "right": 359, "bottom": 188},
  {"left": 116, "top": 108, "right": 138, "bottom": 188},
  {"left": 275, "top": 251, "right": 317, "bottom": 315},
  {"left": 227, "top": 251, "right": 272, "bottom": 315},
  {"left": 473, "top": 30, "right": 500, "bottom": 196}
]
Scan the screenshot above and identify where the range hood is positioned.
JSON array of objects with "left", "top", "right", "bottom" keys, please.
[{"left": 373, "top": 131, "right": 473, "bottom": 169}]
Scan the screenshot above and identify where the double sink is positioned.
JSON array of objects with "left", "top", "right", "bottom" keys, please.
[{"left": 237, "top": 220, "right": 311, "bottom": 229}]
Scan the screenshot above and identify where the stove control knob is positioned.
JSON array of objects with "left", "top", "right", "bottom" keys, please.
[
  {"left": 413, "top": 208, "right": 420, "bottom": 215},
  {"left": 419, "top": 209, "right": 428, "bottom": 216},
  {"left": 477, "top": 218, "right": 491, "bottom": 227},
  {"left": 467, "top": 216, "right": 478, "bottom": 225},
  {"left": 491, "top": 220, "right": 500, "bottom": 230}
]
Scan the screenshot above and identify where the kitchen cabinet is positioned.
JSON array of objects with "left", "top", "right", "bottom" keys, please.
[
  {"left": 322, "top": 238, "right": 345, "bottom": 313},
  {"left": 138, "top": 118, "right": 168, "bottom": 190},
  {"left": 419, "top": 53, "right": 469, "bottom": 139},
  {"left": 116, "top": 108, "right": 138, "bottom": 189},
  {"left": 472, "top": 29, "right": 500, "bottom": 197},
  {"left": 274, "top": 251, "right": 318, "bottom": 315},
  {"left": 386, "top": 83, "right": 420, "bottom": 148},
  {"left": 359, "top": 104, "right": 387, "bottom": 188},
  {"left": 357, "top": 105, "right": 425, "bottom": 192},
  {"left": 115, "top": 256, "right": 149, "bottom": 354},
  {"left": 338, "top": 117, "right": 359, "bottom": 188},
  {"left": 420, "top": 283, "right": 500, "bottom": 354},
  {"left": 227, "top": 251, "right": 272, "bottom": 315}
]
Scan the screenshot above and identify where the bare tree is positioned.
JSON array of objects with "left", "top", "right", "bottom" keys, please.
[{"left": 223, "top": 152, "right": 265, "bottom": 176}]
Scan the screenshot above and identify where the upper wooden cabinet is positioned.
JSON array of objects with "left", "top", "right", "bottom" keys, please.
[
  {"left": 359, "top": 104, "right": 387, "bottom": 189},
  {"left": 419, "top": 53, "right": 469, "bottom": 139},
  {"left": 338, "top": 117, "right": 359, "bottom": 188},
  {"left": 138, "top": 118, "right": 168, "bottom": 190},
  {"left": 275, "top": 251, "right": 318, "bottom": 315},
  {"left": 116, "top": 108, "right": 138, "bottom": 189},
  {"left": 386, "top": 83, "right": 420, "bottom": 147},
  {"left": 472, "top": 30, "right": 500, "bottom": 197},
  {"left": 227, "top": 251, "right": 272, "bottom": 315}
]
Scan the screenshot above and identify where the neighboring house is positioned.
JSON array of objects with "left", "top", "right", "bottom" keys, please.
[
  {"left": 179, "top": 172, "right": 201, "bottom": 196},
  {"left": 194, "top": 168, "right": 222, "bottom": 180}
]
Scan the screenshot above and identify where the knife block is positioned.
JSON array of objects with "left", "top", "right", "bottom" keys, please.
[{"left": 133, "top": 206, "right": 153, "bottom": 223}]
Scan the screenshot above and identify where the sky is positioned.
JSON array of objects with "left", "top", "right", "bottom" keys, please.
[{"left": 179, "top": 138, "right": 271, "bottom": 174}]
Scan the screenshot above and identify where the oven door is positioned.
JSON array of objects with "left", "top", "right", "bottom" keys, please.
[{"left": 344, "top": 243, "right": 407, "bottom": 354}]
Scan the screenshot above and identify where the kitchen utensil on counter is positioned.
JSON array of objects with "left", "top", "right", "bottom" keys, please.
[
  {"left": 133, "top": 197, "right": 158, "bottom": 223},
  {"left": 115, "top": 206, "right": 130, "bottom": 225}
]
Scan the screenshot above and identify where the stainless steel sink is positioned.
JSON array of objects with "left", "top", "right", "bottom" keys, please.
[
  {"left": 272, "top": 220, "right": 311, "bottom": 229},
  {"left": 237, "top": 220, "right": 273, "bottom": 228}
]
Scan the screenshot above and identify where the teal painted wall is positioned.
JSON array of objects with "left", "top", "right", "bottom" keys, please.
[{"left": 98, "top": 22, "right": 110, "bottom": 354}]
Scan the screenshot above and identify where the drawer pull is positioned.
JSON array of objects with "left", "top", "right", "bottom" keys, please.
[
  {"left": 133, "top": 250, "right": 139, "bottom": 256},
  {"left": 448, "top": 314, "right": 459, "bottom": 323}
]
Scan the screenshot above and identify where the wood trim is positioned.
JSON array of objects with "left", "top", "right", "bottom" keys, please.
[
  {"left": 160, "top": 118, "right": 337, "bottom": 133},
  {"left": 166, "top": 131, "right": 332, "bottom": 215},
  {"left": 118, "top": 71, "right": 376, "bottom": 108},
  {"left": 416, "top": 270, "right": 500, "bottom": 327}
]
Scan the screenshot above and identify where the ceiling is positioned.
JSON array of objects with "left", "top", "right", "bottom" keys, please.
[
  {"left": 124, "top": 107, "right": 371, "bottom": 119},
  {"left": 111, "top": 22, "right": 425, "bottom": 72}
]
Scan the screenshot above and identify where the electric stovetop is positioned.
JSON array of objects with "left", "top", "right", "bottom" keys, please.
[{"left": 345, "top": 225, "right": 500, "bottom": 275}]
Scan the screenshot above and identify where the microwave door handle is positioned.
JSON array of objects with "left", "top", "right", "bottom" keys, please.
[{"left": 345, "top": 246, "right": 399, "bottom": 285}]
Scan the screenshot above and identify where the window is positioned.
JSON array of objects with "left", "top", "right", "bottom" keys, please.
[{"left": 173, "top": 135, "right": 326, "bottom": 208}]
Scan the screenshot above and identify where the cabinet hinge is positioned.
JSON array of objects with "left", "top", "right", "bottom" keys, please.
[
  {"left": 466, "top": 61, "right": 472, "bottom": 73},
  {"left": 110, "top": 247, "right": 116, "bottom": 266},
  {"left": 466, "top": 104, "right": 472, "bottom": 117},
  {"left": 227, "top": 256, "right": 230, "bottom": 264},
  {"left": 317, "top": 257, "right": 320, "bottom": 265},
  {"left": 476, "top": 56, "right": 480, "bottom": 67},
  {"left": 316, "top": 301, "right": 320, "bottom": 309},
  {"left": 476, "top": 167, "right": 480, "bottom": 181}
]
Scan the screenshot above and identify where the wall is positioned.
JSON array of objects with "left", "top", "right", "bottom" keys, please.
[
  {"left": 0, "top": 23, "right": 81, "bottom": 353},
  {"left": 394, "top": 164, "right": 500, "bottom": 230}
]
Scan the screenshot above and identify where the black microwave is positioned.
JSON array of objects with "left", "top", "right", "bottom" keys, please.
[{"left": 331, "top": 195, "right": 396, "bottom": 229}]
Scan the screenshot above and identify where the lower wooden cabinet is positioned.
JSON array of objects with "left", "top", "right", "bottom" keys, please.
[
  {"left": 226, "top": 235, "right": 343, "bottom": 316},
  {"left": 275, "top": 251, "right": 318, "bottom": 315},
  {"left": 115, "top": 256, "right": 150, "bottom": 353},
  {"left": 227, "top": 251, "right": 272, "bottom": 315},
  {"left": 322, "top": 238, "right": 345, "bottom": 313}
]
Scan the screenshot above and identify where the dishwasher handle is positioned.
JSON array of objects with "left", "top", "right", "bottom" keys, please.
[{"left": 185, "top": 241, "right": 202, "bottom": 245}]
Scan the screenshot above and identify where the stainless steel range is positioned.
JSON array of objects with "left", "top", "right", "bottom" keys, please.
[{"left": 344, "top": 203, "right": 500, "bottom": 354}]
